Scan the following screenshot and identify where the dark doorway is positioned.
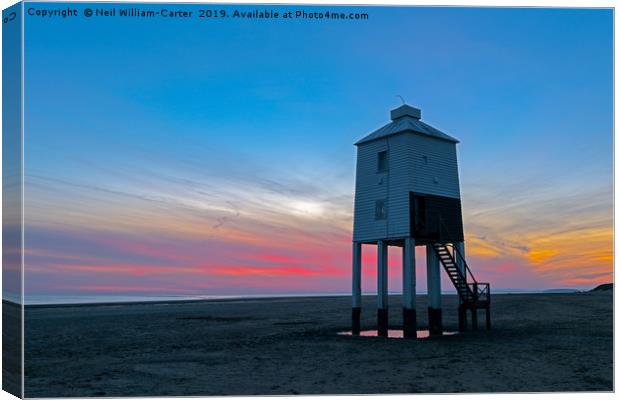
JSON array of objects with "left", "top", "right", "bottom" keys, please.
[{"left": 409, "top": 192, "right": 465, "bottom": 243}]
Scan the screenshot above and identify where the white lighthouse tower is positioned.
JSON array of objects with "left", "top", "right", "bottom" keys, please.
[{"left": 351, "top": 104, "right": 490, "bottom": 338}]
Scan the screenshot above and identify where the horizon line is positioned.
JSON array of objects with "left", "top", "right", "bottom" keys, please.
[{"left": 10, "top": 285, "right": 610, "bottom": 306}]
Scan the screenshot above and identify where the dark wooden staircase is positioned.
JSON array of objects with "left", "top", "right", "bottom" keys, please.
[{"left": 431, "top": 241, "right": 491, "bottom": 330}]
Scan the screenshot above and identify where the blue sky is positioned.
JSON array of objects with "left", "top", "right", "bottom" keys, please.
[{"left": 22, "top": 4, "right": 613, "bottom": 297}]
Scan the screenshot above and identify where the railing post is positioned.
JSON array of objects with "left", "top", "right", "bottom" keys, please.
[
  {"left": 471, "top": 307, "right": 478, "bottom": 330},
  {"left": 455, "top": 242, "right": 466, "bottom": 284},
  {"left": 473, "top": 282, "right": 479, "bottom": 303},
  {"left": 485, "top": 284, "right": 491, "bottom": 330},
  {"left": 472, "top": 282, "right": 479, "bottom": 331}
]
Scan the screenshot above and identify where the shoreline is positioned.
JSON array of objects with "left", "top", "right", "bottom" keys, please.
[{"left": 14, "top": 289, "right": 606, "bottom": 309}]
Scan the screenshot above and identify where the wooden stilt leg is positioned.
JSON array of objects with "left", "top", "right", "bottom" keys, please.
[
  {"left": 377, "top": 241, "right": 388, "bottom": 337},
  {"left": 402, "top": 238, "right": 417, "bottom": 338},
  {"left": 471, "top": 308, "right": 478, "bottom": 330},
  {"left": 426, "top": 245, "right": 442, "bottom": 335},
  {"left": 485, "top": 307, "right": 491, "bottom": 330},
  {"left": 352, "top": 242, "right": 362, "bottom": 335},
  {"left": 458, "top": 304, "right": 467, "bottom": 332}
]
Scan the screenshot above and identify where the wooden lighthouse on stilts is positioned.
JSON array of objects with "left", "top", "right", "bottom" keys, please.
[{"left": 351, "top": 104, "right": 490, "bottom": 338}]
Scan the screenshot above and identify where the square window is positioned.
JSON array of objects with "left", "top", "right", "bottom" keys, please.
[
  {"left": 375, "top": 200, "right": 387, "bottom": 220},
  {"left": 377, "top": 151, "right": 388, "bottom": 173}
]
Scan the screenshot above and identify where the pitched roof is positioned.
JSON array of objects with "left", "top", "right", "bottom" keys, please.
[{"left": 355, "top": 104, "right": 459, "bottom": 145}]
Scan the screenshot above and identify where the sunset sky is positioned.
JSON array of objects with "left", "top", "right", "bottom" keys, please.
[{"left": 22, "top": 4, "right": 612, "bottom": 300}]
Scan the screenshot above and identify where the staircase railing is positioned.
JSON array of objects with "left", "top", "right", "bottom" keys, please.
[
  {"left": 443, "top": 243, "right": 474, "bottom": 284},
  {"left": 432, "top": 213, "right": 491, "bottom": 305}
]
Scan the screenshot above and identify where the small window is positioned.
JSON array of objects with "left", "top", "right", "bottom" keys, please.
[
  {"left": 377, "top": 151, "right": 388, "bottom": 173},
  {"left": 375, "top": 200, "right": 387, "bottom": 220}
]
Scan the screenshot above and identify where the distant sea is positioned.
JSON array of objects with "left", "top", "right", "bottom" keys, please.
[
  {"left": 24, "top": 293, "right": 350, "bottom": 306},
  {"left": 20, "top": 288, "right": 582, "bottom": 306}
]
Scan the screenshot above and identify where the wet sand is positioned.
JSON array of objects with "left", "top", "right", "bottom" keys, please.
[{"left": 24, "top": 292, "right": 612, "bottom": 396}]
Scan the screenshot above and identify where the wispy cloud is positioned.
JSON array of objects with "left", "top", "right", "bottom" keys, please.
[{"left": 23, "top": 140, "right": 612, "bottom": 297}]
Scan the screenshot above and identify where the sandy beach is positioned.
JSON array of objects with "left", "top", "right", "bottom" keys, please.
[{"left": 23, "top": 292, "right": 612, "bottom": 396}]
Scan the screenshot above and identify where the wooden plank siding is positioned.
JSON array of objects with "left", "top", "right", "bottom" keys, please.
[
  {"left": 387, "top": 134, "right": 412, "bottom": 238},
  {"left": 352, "top": 139, "right": 389, "bottom": 241},
  {"left": 409, "top": 133, "right": 461, "bottom": 199},
  {"left": 353, "top": 131, "right": 461, "bottom": 243}
]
